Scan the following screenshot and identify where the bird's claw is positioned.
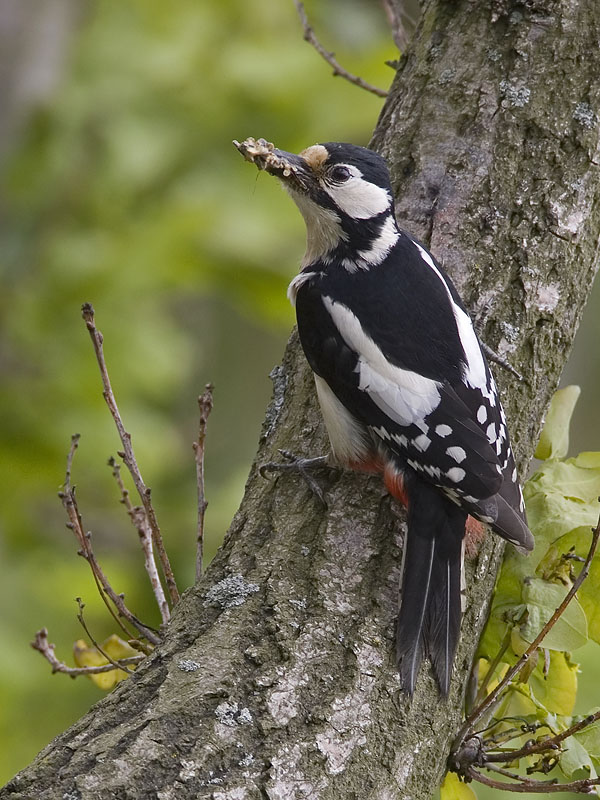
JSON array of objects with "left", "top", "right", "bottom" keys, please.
[
  {"left": 259, "top": 450, "right": 330, "bottom": 506},
  {"left": 480, "top": 341, "right": 526, "bottom": 383}
]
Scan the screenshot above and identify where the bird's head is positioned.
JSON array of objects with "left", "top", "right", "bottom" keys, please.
[{"left": 234, "top": 137, "right": 398, "bottom": 270}]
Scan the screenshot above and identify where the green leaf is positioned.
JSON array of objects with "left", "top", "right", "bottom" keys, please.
[
  {"left": 524, "top": 491, "right": 599, "bottom": 554},
  {"left": 537, "top": 527, "right": 600, "bottom": 645},
  {"left": 573, "top": 712, "right": 600, "bottom": 759},
  {"left": 559, "top": 734, "right": 596, "bottom": 779},
  {"left": 521, "top": 578, "right": 588, "bottom": 651},
  {"left": 579, "top": 555, "right": 600, "bottom": 645},
  {"left": 440, "top": 771, "right": 478, "bottom": 800},
  {"left": 526, "top": 460, "right": 600, "bottom": 506},
  {"left": 535, "top": 385, "right": 580, "bottom": 461}
]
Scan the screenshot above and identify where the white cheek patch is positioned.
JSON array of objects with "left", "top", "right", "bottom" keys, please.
[
  {"left": 323, "top": 297, "right": 442, "bottom": 428},
  {"left": 324, "top": 166, "right": 391, "bottom": 220}
]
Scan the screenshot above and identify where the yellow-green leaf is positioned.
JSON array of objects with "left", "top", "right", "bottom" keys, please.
[
  {"left": 535, "top": 385, "right": 580, "bottom": 461},
  {"left": 440, "top": 771, "right": 478, "bottom": 800},
  {"left": 530, "top": 650, "right": 578, "bottom": 715},
  {"left": 100, "top": 633, "right": 139, "bottom": 661},
  {"left": 73, "top": 635, "right": 138, "bottom": 691}
]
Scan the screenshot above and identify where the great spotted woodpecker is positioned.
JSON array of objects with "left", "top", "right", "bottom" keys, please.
[{"left": 234, "top": 137, "right": 534, "bottom": 696}]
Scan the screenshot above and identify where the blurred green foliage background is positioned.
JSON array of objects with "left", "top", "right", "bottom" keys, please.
[{"left": 0, "top": 0, "right": 597, "bottom": 794}]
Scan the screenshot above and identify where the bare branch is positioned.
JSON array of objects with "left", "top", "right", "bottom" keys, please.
[
  {"left": 382, "top": 0, "right": 413, "bottom": 51},
  {"left": 468, "top": 766, "right": 600, "bottom": 793},
  {"left": 193, "top": 384, "right": 213, "bottom": 581},
  {"left": 32, "top": 628, "right": 144, "bottom": 678},
  {"left": 109, "top": 458, "right": 170, "bottom": 625},
  {"left": 60, "top": 437, "right": 162, "bottom": 645},
  {"left": 81, "top": 302, "right": 180, "bottom": 607},
  {"left": 108, "top": 455, "right": 134, "bottom": 513},
  {"left": 293, "top": 1, "right": 388, "bottom": 98},
  {"left": 76, "top": 597, "right": 135, "bottom": 675}
]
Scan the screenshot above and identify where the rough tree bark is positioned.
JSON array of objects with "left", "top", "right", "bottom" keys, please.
[{"left": 4, "top": 1, "right": 600, "bottom": 798}]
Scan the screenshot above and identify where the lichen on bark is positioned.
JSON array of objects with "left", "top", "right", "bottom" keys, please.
[{"left": 3, "top": 1, "right": 600, "bottom": 798}]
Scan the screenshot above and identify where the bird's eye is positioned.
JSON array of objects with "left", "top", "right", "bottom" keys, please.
[{"left": 330, "top": 165, "right": 351, "bottom": 183}]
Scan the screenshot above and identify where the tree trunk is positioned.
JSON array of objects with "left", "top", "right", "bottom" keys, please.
[{"left": 3, "top": 1, "right": 600, "bottom": 798}]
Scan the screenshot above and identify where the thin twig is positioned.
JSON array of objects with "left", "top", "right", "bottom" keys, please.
[
  {"left": 80, "top": 529, "right": 161, "bottom": 645},
  {"left": 32, "top": 628, "right": 144, "bottom": 677},
  {"left": 60, "top": 438, "right": 161, "bottom": 645},
  {"left": 382, "top": 0, "right": 414, "bottom": 51},
  {"left": 76, "top": 598, "right": 135, "bottom": 675},
  {"left": 468, "top": 766, "right": 600, "bottom": 793},
  {"left": 483, "top": 727, "right": 522, "bottom": 747},
  {"left": 108, "top": 456, "right": 134, "bottom": 513},
  {"left": 133, "top": 507, "right": 170, "bottom": 625},
  {"left": 453, "top": 517, "right": 600, "bottom": 751},
  {"left": 108, "top": 458, "right": 170, "bottom": 625},
  {"left": 484, "top": 762, "right": 542, "bottom": 782},
  {"left": 293, "top": 1, "right": 388, "bottom": 98},
  {"left": 193, "top": 384, "right": 213, "bottom": 581},
  {"left": 81, "top": 303, "right": 180, "bottom": 607},
  {"left": 61, "top": 436, "right": 136, "bottom": 641},
  {"left": 487, "top": 709, "right": 600, "bottom": 764}
]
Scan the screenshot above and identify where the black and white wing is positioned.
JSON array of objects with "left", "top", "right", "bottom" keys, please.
[{"left": 294, "top": 239, "right": 532, "bottom": 552}]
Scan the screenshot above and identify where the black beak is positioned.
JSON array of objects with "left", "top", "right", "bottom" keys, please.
[{"left": 233, "top": 137, "right": 311, "bottom": 191}]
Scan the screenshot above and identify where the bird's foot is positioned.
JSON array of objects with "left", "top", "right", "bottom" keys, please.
[{"left": 259, "top": 449, "right": 332, "bottom": 506}]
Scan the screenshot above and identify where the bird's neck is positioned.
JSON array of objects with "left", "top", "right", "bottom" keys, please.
[{"left": 303, "top": 208, "right": 400, "bottom": 273}]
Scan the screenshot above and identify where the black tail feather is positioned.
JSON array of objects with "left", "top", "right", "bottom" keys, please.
[{"left": 396, "top": 480, "right": 466, "bottom": 696}]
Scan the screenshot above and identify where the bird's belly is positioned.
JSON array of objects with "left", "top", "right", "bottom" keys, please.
[{"left": 313, "top": 374, "right": 372, "bottom": 467}]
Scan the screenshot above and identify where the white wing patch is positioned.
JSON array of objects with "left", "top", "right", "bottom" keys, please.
[
  {"left": 323, "top": 165, "right": 392, "bottom": 219},
  {"left": 323, "top": 296, "right": 442, "bottom": 428},
  {"left": 446, "top": 446, "right": 467, "bottom": 463},
  {"left": 413, "top": 241, "right": 495, "bottom": 405},
  {"left": 436, "top": 424, "right": 452, "bottom": 437}
]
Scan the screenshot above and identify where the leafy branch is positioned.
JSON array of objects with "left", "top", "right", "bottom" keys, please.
[
  {"left": 445, "top": 387, "right": 600, "bottom": 795},
  {"left": 450, "top": 512, "right": 600, "bottom": 793}
]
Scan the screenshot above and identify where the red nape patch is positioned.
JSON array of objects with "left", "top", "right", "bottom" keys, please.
[
  {"left": 383, "top": 464, "right": 408, "bottom": 507},
  {"left": 464, "top": 516, "right": 486, "bottom": 558}
]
